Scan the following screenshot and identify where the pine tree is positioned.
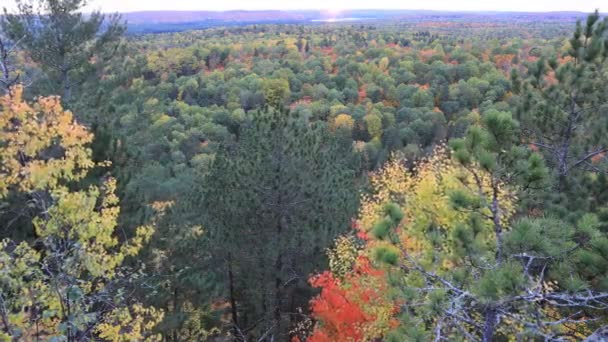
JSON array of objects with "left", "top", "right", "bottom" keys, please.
[
  {"left": 198, "top": 108, "right": 359, "bottom": 340},
  {"left": 516, "top": 11, "right": 608, "bottom": 194},
  {"left": 310, "top": 108, "right": 608, "bottom": 341},
  {"left": 386, "top": 110, "right": 606, "bottom": 341},
  {"left": 2, "top": 0, "right": 125, "bottom": 101},
  {"left": 0, "top": 30, "right": 20, "bottom": 93}
]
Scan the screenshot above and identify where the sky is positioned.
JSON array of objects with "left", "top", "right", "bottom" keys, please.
[{"left": 0, "top": 0, "right": 604, "bottom": 13}]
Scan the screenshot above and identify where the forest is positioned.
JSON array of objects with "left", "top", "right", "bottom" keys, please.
[{"left": 0, "top": 0, "right": 608, "bottom": 341}]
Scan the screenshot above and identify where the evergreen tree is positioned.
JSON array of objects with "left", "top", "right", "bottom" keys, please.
[
  {"left": 516, "top": 11, "right": 608, "bottom": 194},
  {"left": 2, "top": 0, "right": 125, "bottom": 101},
  {"left": 0, "top": 30, "right": 20, "bottom": 93},
  {"left": 198, "top": 108, "right": 359, "bottom": 340},
  {"left": 379, "top": 110, "right": 606, "bottom": 341},
  {"left": 307, "top": 108, "right": 608, "bottom": 341}
]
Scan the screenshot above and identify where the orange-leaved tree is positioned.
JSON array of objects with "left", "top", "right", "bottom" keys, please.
[{"left": 302, "top": 236, "right": 398, "bottom": 342}]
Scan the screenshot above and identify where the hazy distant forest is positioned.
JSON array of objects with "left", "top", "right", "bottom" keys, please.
[{"left": 1, "top": 1, "right": 608, "bottom": 341}]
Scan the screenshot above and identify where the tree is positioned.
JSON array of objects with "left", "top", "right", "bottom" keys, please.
[
  {"left": 0, "top": 180, "right": 162, "bottom": 341},
  {"left": 0, "top": 30, "right": 21, "bottom": 93},
  {"left": 0, "top": 85, "right": 93, "bottom": 240},
  {"left": 517, "top": 11, "right": 608, "bottom": 188},
  {"left": 198, "top": 108, "right": 359, "bottom": 340},
  {"left": 140, "top": 201, "right": 222, "bottom": 342},
  {"left": 0, "top": 86, "right": 162, "bottom": 341},
  {"left": 300, "top": 237, "right": 398, "bottom": 342},
  {"left": 2, "top": 0, "right": 125, "bottom": 101},
  {"left": 346, "top": 110, "right": 608, "bottom": 341},
  {"left": 306, "top": 107, "right": 608, "bottom": 341},
  {"left": 262, "top": 78, "right": 291, "bottom": 109},
  {"left": 331, "top": 113, "right": 355, "bottom": 133}
]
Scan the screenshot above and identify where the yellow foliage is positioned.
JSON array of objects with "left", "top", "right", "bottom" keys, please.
[
  {"left": 359, "top": 147, "right": 516, "bottom": 257},
  {"left": 364, "top": 114, "right": 383, "bottom": 139},
  {"left": 327, "top": 235, "right": 360, "bottom": 278},
  {"left": 0, "top": 86, "right": 161, "bottom": 340},
  {"left": 0, "top": 85, "right": 94, "bottom": 198},
  {"left": 379, "top": 56, "right": 390, "bottom": 72},
  {"left": 318, "top": 147, "right": 519, "bottom": 338},
  {"left": 32, "top": 178, "right": 154, "bottom": 278},
  {"left": 262, "top": 78, "right": 290, "bottom": 108},
  {"left": 331, "top": 113, "right": 355, "bottom": 131},
  {"left": 96, "top": 304, "right": 164, "bottom": 342}
]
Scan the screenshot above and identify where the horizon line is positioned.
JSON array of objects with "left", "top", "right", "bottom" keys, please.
[{"left": 115, "top": 8, "right": 600, "bottom": 14}]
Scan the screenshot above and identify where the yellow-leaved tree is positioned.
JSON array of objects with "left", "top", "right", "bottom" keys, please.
[
  {"left": 0, "top": 86, "right": 162, "bottom": 341},
  {"left": 304, "top": 146, "right": 518, "bottom": 341},
  {"left": 358, "top": 147, "right": 516, "bottom": 265}
]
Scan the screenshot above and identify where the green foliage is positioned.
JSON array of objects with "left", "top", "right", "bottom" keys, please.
[
  {"left": 373, "top": 245, "right": 400, "bottom": 265},
  {"left": 198, "top": 107, "right": 358, "bottom": 339},
  {"left": 372, "top": 218, "right": 393, "bottom": 239},
  {"left": 516, "top": 9, "right": 608, "bottom": 216},
  {"left": 384, "top": 202, "right": 404, "bottom": 222},
  {"left": 262, "top": 78, "right": 291, "bottom": 108},
  {"left": 2, "top": 0, "right": 125, "bottom": 101},
  {"left": 5, "top": 7, "right": 608, "bottom": 340},
  {"left": 0, "top": 88, "right": 161, "bottom": 341}
]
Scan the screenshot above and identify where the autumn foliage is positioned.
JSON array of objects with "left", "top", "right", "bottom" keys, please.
[{"left": 305, "top": 253, "right": 397, "bottom": 342}]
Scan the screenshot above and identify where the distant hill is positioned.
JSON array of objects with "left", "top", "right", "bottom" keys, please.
[
  {"left": 123, "top": 10, "right": 312, "bottom": 25},
  {"left": 122, "top": 10, "right": 593, "bottom": 34}
]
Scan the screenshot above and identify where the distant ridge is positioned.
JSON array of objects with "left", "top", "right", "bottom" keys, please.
[
  {"left": 123, "top": 9, "right": 592, "bottom": 23},
  {"left": 123, "top": 10, "right": 310, "bottom": 24},
  {"left": 120, "top": 9, "right": 596, "bottom": 34}
]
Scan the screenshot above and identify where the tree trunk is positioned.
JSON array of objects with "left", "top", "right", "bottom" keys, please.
[
  {"left": 227, "top": 257, "right": 239, "bottom": 332},
  {"left": 273, "top": 216, "right": 287, "bottom": 340},
  {"left": 173, "top": 287, "right": 179, "bottom": 342},
  {"left": 482, "top": 307, "right": 497, "bottom": 342},
  {"left": 62, "top": 68, "right": 71, "bottom": 102},
  {"left": 584, "top": 325, "right": 608, "bottom": 341},
  {"left": 556, "top": 93, "right": 578, "bottom": 189},
  {"left": 491, "top": 183, "right": 503, "bottom": 263}
]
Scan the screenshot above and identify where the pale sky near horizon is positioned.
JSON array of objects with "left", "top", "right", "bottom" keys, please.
[{"left": 0, "top": 0, "right": 604, "bottom": 13}]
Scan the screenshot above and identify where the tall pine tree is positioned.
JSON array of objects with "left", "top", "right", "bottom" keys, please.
[
  {"left": 198, "top": 108, "right": 359, "bottom": 340},
  {"left": 515, "top": 11, "right": 608, "bottom": 217},
  {"left": 2, "top": 0, "right": 125, "bottom": 101}
]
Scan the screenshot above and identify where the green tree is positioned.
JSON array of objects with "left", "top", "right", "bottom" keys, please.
[
  {"left": 262, "top": 78, "right": 290, "bottom": 109},
  {"left": 198, "top": 108, "right": 358, "bottom": 340},
  {"left": 2, "top": 0, "right": 125, "bottom": 101},
  {"left": 517, "top": 11, "right": 608, "bottom": 188},
  {"left": 376, "top": 110, "right": 608, "bottom": 341}
]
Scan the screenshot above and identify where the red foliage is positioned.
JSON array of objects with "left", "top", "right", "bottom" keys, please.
[
  {"left": 493, "top": 54, "right": 515, "bottom": 73},
  {"left": 358, "top": 86, "right": 367, "bottom": 103},
  {"left": 306, "top": 257, "right": 389, "bottom": 342},
  {"left": 290, "top": 96, "right": 313, "bottom": 109},
  {"left": 351, "top": 220, "right": 370, "bottom": 241},
  {"left": 526, "top": 55, "right": 539, "bottom": 63},
  {"left": 308, "top": 271, "right": 368, "bottom": 342},
  {"left": 319, "top": 47, "right": 335, "bottom": 55},
  {"left": 418, "top": 49, "right": 437, "bottom": 62}
]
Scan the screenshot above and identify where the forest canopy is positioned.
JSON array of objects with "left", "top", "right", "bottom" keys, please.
[{"left": 1, "top": 1, "right": 607, "bottom": 341}]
